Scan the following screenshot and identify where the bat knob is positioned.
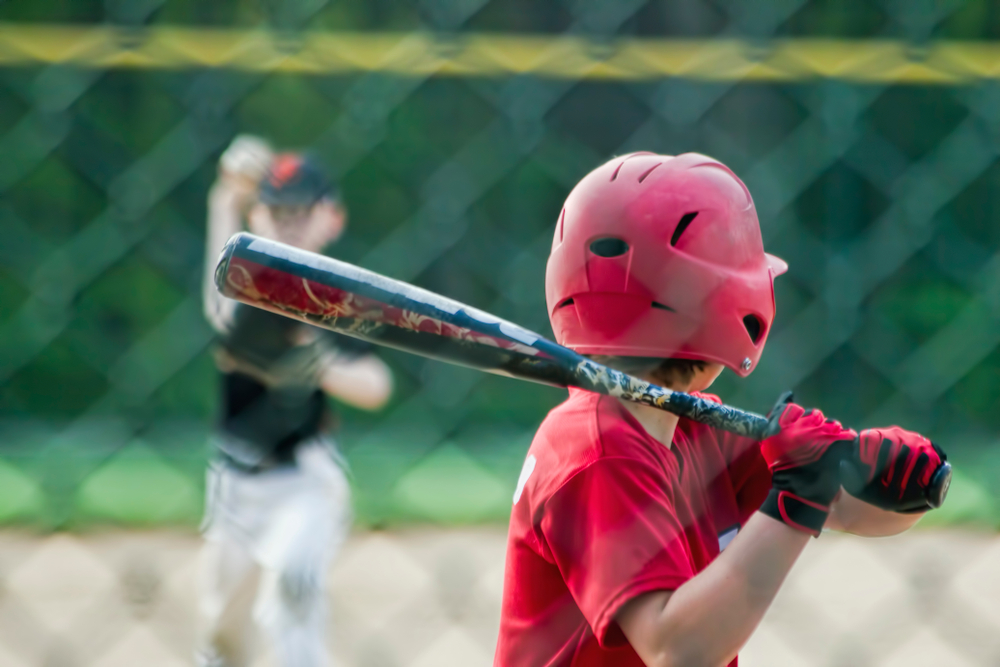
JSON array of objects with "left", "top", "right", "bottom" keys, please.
[{"left": 926, "top": 461, "right": 952, "bottom": 510}]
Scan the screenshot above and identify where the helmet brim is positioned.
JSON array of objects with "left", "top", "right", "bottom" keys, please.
[{"left": 766, "top": 253, "right": 788, "bottom": 277}]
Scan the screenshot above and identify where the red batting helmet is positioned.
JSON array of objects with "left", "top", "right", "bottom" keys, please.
[{"left": 545, "top": 152, "right": 787, "bottom": 377}]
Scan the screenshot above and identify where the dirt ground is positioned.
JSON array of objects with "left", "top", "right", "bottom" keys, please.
[{"left": 0, "top": 526, "right": 997, "bottom": 666}]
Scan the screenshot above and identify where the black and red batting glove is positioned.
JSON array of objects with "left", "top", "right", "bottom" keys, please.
[
  {"left": 840, "top": 427, "right": 948, "bottom": 513},
  {"left": 759, "top": 392, "right": 857, "bottom": 537}
]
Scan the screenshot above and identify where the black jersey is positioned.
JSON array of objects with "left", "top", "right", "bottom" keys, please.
[{"left": 213, "top": 303, "right": 371, "bottom": 470}]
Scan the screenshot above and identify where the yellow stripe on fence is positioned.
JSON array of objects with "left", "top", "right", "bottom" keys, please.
[{"left": 0, "top": 24, "right": 999, "bottom": 83}]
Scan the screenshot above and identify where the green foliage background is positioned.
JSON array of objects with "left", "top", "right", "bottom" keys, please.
[{"left": 2, "top": 0, "right": 1000, "bottom": 528}]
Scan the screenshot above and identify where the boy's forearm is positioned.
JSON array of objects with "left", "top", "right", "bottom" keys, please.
[
  {"left": 619, "top": 512, "right": 809, "bottom": 667},
  {"left": 826, "top": 489, "right": 922, "bottom": 537}
]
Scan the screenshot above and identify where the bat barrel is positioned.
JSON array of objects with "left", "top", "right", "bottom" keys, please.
[{"left": 214, "top": 232, "right": 581, "bottom": 387}]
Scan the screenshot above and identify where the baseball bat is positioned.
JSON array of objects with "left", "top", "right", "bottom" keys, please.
[{"left": 214, "top": 232, "right": 951, "bottom": 508}]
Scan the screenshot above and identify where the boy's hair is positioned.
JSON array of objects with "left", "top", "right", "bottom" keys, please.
[{"left": 589, "top": 356, "right": 707, "bottom": 389}]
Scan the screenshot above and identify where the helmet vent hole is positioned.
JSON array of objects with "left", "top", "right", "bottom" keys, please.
[
  {"left": 670, "top": 212, "right": 699, "bottom": 247},
  {"left": 638, "top": 163, "right": 661, "bottom": 183},
  {"left": 589, "top": 237, "right": 629, "bottom": 258},
  {"left": 651, "top": 301, "right": 676, "bottom": 312},
  {"left": 557, "top": 298, "right": 575, "bottom": 309},
  {"left": 611, "top": 162, "right": 625, "bottom": 181},
  {"left": 743, "top": 315, "right": 763, "bottom": 344}
]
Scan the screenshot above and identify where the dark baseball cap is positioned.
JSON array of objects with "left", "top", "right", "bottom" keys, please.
[{"left": 258, "top": 153, "right": 336, "bottom": 206}]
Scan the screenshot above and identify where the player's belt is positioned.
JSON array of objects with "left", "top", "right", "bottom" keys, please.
[
  {"left": 217, "top": 451, "right": 297, "bottom": 474},
  {"left": 212, "top": 432, "right": 299, "bottom": 474}
]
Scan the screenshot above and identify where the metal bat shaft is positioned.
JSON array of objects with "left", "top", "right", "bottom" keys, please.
[
  {"left": 215, "top": 232, "right": 770, "bottom": 439},
  {"left": 214, "top": 232, "right": 950, "bottom": 509}
]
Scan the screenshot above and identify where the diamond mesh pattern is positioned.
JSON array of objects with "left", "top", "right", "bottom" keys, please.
[{"left": 2, "top": 0, "right": 1000, "bottom": 663}]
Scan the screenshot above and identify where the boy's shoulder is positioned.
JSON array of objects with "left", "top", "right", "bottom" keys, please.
[{"left": 525, "top": 389, "right": 659, "bottom": 500}]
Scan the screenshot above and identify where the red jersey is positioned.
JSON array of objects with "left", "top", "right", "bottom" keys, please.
[{"left": 495, "top": 389, "right": 771, "bottom": 667}]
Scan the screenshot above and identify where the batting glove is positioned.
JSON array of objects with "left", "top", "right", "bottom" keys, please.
[
  {"left": 840, "top": 427, "right": 948, "bottom": 513},
  {"left": 759, "top": 392, "right": 857, "bottom": 537}
]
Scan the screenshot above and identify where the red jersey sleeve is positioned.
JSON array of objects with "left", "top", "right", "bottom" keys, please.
[
  {"left": 691, "top": 391, "right": 770, "bottom": 524},
  {"left": 539, "top": 457, "right": 695, "bottom": 648},
  {"left": 729, "top": 441, "right": 770, "bottom": 523}
]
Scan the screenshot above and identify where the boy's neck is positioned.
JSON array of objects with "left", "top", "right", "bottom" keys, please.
[{"left": 618, "top": 396, "right": 682, "bottom": 449}]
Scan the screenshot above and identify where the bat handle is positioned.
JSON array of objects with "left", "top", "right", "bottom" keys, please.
[
  {"left": 659, "top": 389, "right": 771, "bottom": 440},
  {"left": 581, "top": 363, "right": 952, "bottom": 509}
]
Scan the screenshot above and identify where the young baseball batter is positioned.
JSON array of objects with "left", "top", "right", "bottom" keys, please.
[
  {"left": 495, "top": 152, "right": 946, "bottom": 666},
  {"left": 197, "top": 137, "right": 393, "bottom": 667}
]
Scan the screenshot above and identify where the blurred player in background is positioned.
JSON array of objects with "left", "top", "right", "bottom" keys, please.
[
  {"left": 198, "top": 136, "right": 393, "bottom": 667},
  {"left": 495, "top": 152, "right": 947, "bottom": 666}
]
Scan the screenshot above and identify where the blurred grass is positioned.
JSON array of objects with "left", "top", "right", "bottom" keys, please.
[
  {"left": 0, "top": 418, "right": 996, "bottom": 531},
  {"left": 0, "top": 419, "right": 532, "bottom": 529}
]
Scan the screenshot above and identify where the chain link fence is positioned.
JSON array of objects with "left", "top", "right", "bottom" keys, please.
[{"left": 2, "top": 0, "right": 1000, "bottom": 664}]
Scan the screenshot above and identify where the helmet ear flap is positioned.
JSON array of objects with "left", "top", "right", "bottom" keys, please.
[
  {"left": 586, "top": 237, "right": 633, "bottom": 293},
  {"left": 589, "top": 238, "right": 629, "bottom": 257},
  {"left": 743, "top": 314, "right": 764, "bottom": 345},
  {"left": 571, "top": 293, "right": 649, "bottom": 340},
  {"left": 670, "top": 212, "right": 699, "bottom": 247}
]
